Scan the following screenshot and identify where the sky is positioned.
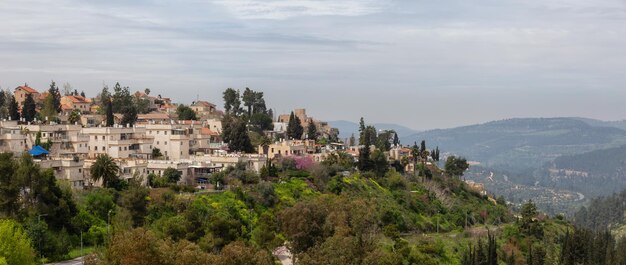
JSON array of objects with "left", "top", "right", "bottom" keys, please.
[{"left": 1, "top": 0, "right": 626, "bottom": 130}]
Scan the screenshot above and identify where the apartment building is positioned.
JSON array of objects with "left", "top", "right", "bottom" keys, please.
[
  {"left": 37, "top": 157, "right": 86, "bottom": 188},
  {"left": 82, "top": 125, "right": 153, "bottom": 159},
  {"left": 147, "top": 160, "right": 190, "bottom": 184},
  {"left": 144, "top": 123, "right": 190, "bottom": 160},
  {"left": 0, "top": 120, "right": 27, "bottom": 154},
  {"left": 22, "top": 124, "right": 89, "bottom": 157},
  {"left": 192, "top": 153, "right": 266, "bottom": 173},
  {"left": 261, "top": 139, "right": 317, "bottom": 159}
]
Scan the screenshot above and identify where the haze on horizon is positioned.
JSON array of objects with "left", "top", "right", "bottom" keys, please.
[{"left": 1, "top": 0, "right": 626, "bottom": 130}]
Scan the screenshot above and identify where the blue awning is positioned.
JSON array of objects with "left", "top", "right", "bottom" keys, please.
[{"left": 29, "top": 145, "right": 49, "bottom": 156}]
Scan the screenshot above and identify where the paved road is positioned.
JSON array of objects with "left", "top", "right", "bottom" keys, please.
[{"left": 46, "top": 257, "right": 83, "bottom": 265}]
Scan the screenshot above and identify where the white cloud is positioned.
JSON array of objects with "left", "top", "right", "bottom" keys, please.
[{"left": 211, "top": 0, "right": 386, "bottom": 19}]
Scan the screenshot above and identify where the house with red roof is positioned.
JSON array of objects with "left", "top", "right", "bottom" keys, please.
[
  {"left": 191, "top": 100, "right": 217, "bottom": 118},
  {"left": 14, "top": 85, "right": 40, "bottom": 106},
  {"left": 60, "top": 95, "right": 92, "bottom": 114}
]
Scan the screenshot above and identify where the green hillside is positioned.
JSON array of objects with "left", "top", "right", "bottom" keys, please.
[{"left": 402, "top": 118, "right": 626, "bottom": 172}]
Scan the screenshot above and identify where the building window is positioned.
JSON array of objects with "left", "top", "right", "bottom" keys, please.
[
  {"left": 102, "top": 146, "right": 105, "bottom": 151},
  {"left": 94, "top": 146, "right": 97, "bottom": 151},
  {"left": 156, "top": 141, "right": 159, "bottom": 145},
  {"left": 164, "top": 141, "right": 167, "bottom": 145},
  {"left": 119, "top": 147, "right": 122, "bottom": 151},
  {"left": 165, "top": 131, "right": 167, "bottom": 135},
  {"left": 79, "top": 169, "right": 82, "bottom": 173}
]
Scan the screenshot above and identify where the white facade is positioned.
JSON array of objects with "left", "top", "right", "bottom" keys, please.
[
  {"left": 83, "top": 126, "right": 153, "bottom": 159},
  {"left": 144, "top": 124, "right": 190, "bottom": 160}
]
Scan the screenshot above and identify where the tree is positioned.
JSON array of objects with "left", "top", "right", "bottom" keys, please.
[
  {"left": 372, "top": 149, "right": 389, "bottom": 177},
  {"left": 0, "top": 153, "right": 20, "bottom": 217},
  {"left": 120, "top": 105, "right": 137, "bottom": 126},
  {"left": 8, "top": 94, "right": 19, "bottom": 121},
  {"left": 151, "top": 148, "right": 163, "bottom": 159},
  {"left": 307, "top": 122, "right": 318, "bottom": 141},
  {"left": 248, "top": 113, "right": 273, "bottom": 133},
  {"left": 106, "top": 99, "right": 114, "bottom": 127},
  {"left": 242, "top": 87, "right": 255, "bottom": 116},
  {"left": 252, "top": 91, "right": 266, "bottom": 114},
  {"left": 223, "top": 116, "right": 253, "bottom": 153},
  {"left": 163, "top": 168, "right": 182, "bottom": 184},
  {"left": 48, "top": 80, "right": 62, "bottom": 113},
  {"left": 90, "top": 154, "right": 120, "bottom": 188},
  {"left": 40, "top": 93, "right": 58, "bottom": 120},
  {"left": 118, "top": 181, "right": 149, "bottom": 227},
  {"left": 111, "top": 82, "right": 133, "bottom": 113},
  {"left": 223, "top": 88, "right": 241, "bottom": 115},
  {"left": 0, "top": 219, "right": 36, "bottom": 265},
  {"left": 68, "top": 109, "right": 81, "bottom": 124},
  {"left": 176, "top": 105, "right": 197, "bottom": 120},
  {"left": 286, "top": 112, "right": 303, "bottom": 140},
  {"left": 0, "top": 90, "right": 5, "bottom": 109},
  {"left": 349, "top": 134, "right": 356, "bottom": 146},
  {"left": 420, "top": 140, "right": 426, "bottom": 154},
  {"left": 22, "top": 93, "right": 36, "bottom": 122},
  {"left": 80, "top": 91, "right": 86, "bottom": 98},
  {"left": 445, "top": 156, "right": 469, "bottom": 178},
  {"left": 393, "top": 132, "right": 400, "bottom": 146}
]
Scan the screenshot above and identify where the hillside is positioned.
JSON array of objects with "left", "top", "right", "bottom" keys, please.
[
  {"left": 537, "top": 145, "right": 626, "bottom": 197},
  {"left": 329, "top": 120, "right": 419, "bottom": 140},
  {"left": 401, "top": 118, "right": 626, "bottom": 172}
]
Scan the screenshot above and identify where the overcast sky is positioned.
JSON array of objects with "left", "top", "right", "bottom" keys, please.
[{"left": 1, "top": 0, "right": 626, "bottom": 130}]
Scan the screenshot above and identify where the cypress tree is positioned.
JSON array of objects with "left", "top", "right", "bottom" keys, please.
[
  {"left": 307, "top": 122, "right": 317, "bottom": 141},
  {"left": 22, "top": 94, "right": 36, "bottom": 122},
  {"left": 8, "top": 95, "right": 19, "bottom": 121},
  {"left": 106, "top": 99, "right": 114, "bottom": 126}
]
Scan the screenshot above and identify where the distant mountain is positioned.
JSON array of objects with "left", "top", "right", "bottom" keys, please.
[
  {"left": 538, "top": 144, "right": 626, "bottom": 197},
  {"left": 328, "top": 120, "right": 419, "bottom": 140},
  {"left": 401, "top": 117, "right": 626, "bottom": 172},
  {"left": 570, "top": 117, "right": 626, "bottom": 131}
]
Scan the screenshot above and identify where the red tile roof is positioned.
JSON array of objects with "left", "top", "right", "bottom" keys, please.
[
  {"left": 200, "top": 127, "right": 219, "bottom": 136},
  {"left": 16, "top": 86, "right": 39, "bottom": 94},
  {"left": 192, "top": 101, "right": 216, "bottom": 107},
  {"left": 65, "top": 95, "right": 91, "bottom": 104}
]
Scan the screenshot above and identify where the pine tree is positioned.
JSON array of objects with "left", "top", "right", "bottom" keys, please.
[
  {"left": 8, "top": 95, "right": 19, "bottom": 121},
  {"left": 48, "top": 80, "right": 62, "bottom": 113},
  {"left": 307, "top": 122, "right": 317, "bottom": 141},
  {"left": 358, "top": 125, "right": 374, "bottom": 171},
  {"left": 349, "top": 133, "right": 356, "bottom": 146},
  {"left": 358, "top": 117, "right": 366, "bottom": 145},
  {"left": 22, "top": 94, "right": 36, "bottom": 122},
  {"left": 80, "top": 91, "right": 86, "bottom": 98},
  {"left": 420, "top": 140, "right": 426, "bottom": 154}
]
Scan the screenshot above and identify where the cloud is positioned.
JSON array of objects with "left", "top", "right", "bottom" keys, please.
[
  {"left": 1, "top": 0, "right": 626, "bottom": 128},
  {"left": 211, "top": 0, "right": 386, "bottom": 19}
]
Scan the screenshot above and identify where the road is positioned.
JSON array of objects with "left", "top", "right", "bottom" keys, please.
[{"left": 46, "top": 257, "right": 83, "bottom": 265}]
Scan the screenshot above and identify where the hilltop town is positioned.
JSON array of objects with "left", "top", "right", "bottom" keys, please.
[{"left": 0, "top": 82, "right": 437, "bottom": 191}]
